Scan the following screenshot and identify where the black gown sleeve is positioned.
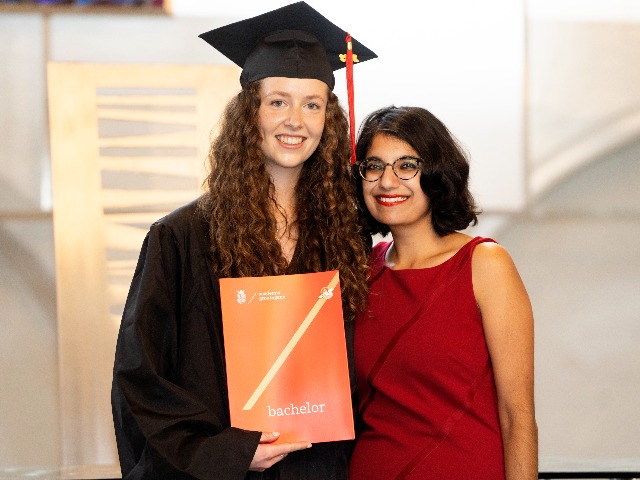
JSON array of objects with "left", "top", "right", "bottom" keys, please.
[{"left": 111, "top": 206, "right": 261, "bottom": 480}]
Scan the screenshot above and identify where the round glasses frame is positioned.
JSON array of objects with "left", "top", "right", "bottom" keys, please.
[{"left": 358, "top": 156, "right": 424, "bottom": 182}]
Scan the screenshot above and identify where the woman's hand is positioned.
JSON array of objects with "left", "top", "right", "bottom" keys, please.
[{"left": 248, "top": 432, "right": 312, "bottom": 472}]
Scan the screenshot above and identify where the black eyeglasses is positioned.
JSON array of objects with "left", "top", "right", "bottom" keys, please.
[{"left": 358, "top": 156, "right": 424, "bottom": 182}]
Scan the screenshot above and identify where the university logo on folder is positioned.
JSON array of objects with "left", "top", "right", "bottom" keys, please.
[{"left": 219, "top": 270, "right": 354, "bottom": 443}]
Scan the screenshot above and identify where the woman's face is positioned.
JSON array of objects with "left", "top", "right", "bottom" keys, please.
[
  {"left": 258, "top": 76, "right": 328, "bottom": 177},
  {"left": 362, "top": 133, "right": 431, "bottom": 232}
]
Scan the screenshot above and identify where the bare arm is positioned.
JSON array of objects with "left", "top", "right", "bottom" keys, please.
[{"left": 473, "top": 243, "right": 538, "bottom": 480}]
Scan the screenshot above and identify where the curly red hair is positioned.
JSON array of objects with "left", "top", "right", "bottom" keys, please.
[{"left": 198, "top": 81, "right": 369, "bottom": 319}]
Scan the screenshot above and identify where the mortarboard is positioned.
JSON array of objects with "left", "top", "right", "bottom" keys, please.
[{"left": 199, "top": 1, "right": 377, "bottom": 163}]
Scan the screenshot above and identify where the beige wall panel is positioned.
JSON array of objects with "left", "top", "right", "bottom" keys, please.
[{"left": 47, "top": 62, "right": 239, "bottom": 468}]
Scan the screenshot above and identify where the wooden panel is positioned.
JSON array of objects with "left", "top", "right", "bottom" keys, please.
[{"left": 47, "top": 62, "right": 239, "bottom": 466}]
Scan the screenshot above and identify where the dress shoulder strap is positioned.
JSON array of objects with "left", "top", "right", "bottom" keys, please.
[
  {"left": 468, "top": 236, "right": 497, "bottom": 249},
  {"left": 455, "top": 236, "right": 497, "bottom": 263}
]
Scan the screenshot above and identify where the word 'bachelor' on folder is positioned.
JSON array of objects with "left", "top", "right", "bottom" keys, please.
[{"left": 219, "top": 270, "right": 354, "bottom": 443}]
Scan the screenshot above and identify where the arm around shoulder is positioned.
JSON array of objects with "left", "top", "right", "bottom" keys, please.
[{"left": 472, "top": 242, "right": 538, "bottom": 480}]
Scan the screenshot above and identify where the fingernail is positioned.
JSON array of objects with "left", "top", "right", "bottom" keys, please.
[
  {"left": 307, "top": 443, "right": 312, "bottom": 448},
  {"left": 273, "top": 432, "right": 280, "bottom": 436}
]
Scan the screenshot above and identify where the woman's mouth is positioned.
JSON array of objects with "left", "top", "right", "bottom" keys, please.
[
  {"left": 276, "top": 135, "right": 304, "bottom": 145},
  {"left": 375, "top": 195, "right": 408, "bottom": 206}
]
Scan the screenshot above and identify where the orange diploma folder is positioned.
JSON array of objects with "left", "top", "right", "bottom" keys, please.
[{"left": 219, "top": 270, "right": 354, "bottom": 444}]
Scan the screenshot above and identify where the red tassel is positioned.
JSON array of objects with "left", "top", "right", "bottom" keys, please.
[{"left": 345, "top": 33, "right": 357, "bottom": 164}]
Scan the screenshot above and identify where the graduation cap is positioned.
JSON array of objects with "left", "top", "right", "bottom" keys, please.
[{"left": 199, "top": 1, "right": 377, "bottom": 163}]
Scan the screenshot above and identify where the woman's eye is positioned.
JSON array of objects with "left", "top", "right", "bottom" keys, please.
[
  {"left": 270, "top": 100, "right": 285, "bottom": 107},
  {"left": 398, "top": 161, "right": 418, "bottom": 170},
  {"left": 365, "top": 162, "right": 384, "bottom": 171}
]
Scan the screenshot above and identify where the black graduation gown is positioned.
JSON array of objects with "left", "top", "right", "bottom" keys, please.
[{"left": 111, "top": 199, "right": 355, "bottom": 480}]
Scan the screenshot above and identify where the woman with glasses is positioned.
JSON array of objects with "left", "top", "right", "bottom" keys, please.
[{"left": 348, "top": 105, "right": 538, "bottom": 480}]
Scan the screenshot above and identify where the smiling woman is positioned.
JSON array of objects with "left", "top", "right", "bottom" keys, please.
[
  {"left": 360, "top": 134, "right": 431, "bottom": 236},
  {"left": 258, "top": 77, "right": 328, "bottom": 180},
  {"left": 349, "top": 105, "right": 538, "bottom": 480},
  {"left": 109, "top": 2, "right": 378, "bottom": 479}
]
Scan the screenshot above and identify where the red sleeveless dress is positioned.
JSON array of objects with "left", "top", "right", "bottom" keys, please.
[{"left": 349, "top": 237, "right": 505, "bottom": 480}]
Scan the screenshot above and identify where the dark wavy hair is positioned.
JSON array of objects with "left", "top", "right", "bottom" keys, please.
[
  {"left": 198, "top": 80, "right": 370, "bottom": 319},
  {"left": 353, "top": 105, "right": 480, "bottom": 237}
]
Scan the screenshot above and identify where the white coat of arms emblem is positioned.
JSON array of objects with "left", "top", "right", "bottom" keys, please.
[{"left": 236, "top": 289, "right": 247, "bottom": 304}]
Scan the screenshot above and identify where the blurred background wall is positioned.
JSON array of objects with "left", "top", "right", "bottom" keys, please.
[{"left": 0, "top": 0, "right": 638, "bottom": 472}]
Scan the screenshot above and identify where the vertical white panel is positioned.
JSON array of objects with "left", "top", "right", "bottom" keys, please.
[{"left": 0, "top": 14, "right": 48, "bottom": 210}]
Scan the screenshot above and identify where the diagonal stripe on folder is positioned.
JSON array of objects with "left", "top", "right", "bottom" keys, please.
[{"left": 242, "top": 271, "right": 340, "bottom": 410}]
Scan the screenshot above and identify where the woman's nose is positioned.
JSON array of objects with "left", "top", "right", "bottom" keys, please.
[
  {"left": 285, "top": 107, "right": 303, "bottom": 127},
  {"left": 378, "top": 163, "right": 400, "bottom": 188}
]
